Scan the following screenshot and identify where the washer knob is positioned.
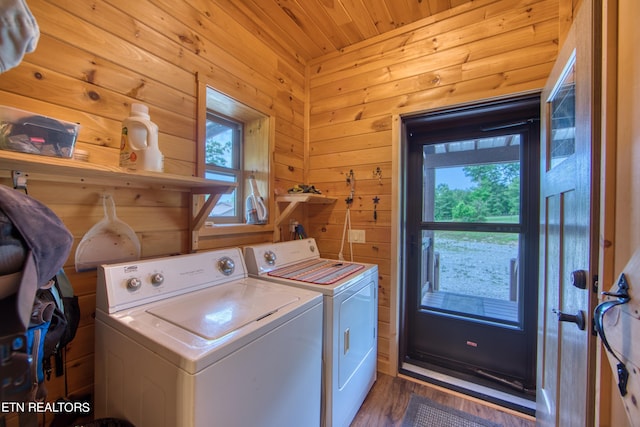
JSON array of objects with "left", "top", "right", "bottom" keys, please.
[
  {"left": 150, "top": 273, "right": 164, "bottom": 286},
  {"left": 264, "top": 251, "right": 277, "bottom": 265},
  {"left": 126, "top": 277, "right": 142, "bottom": 291},
  {"left": 218, "top": 257, "right": 235, "bottom": 276}
]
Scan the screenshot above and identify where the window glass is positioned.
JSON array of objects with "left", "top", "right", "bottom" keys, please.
[
  {"left": 420, "top": 230, "right": 520, "bottom": 322},
  {"left": 549, "top": 60, "right": 576, "bottom": 168},
  {"left": 423, "top": 136, "right": 521, "bottom": 223},
  {"left": 206, "top": 118, "right": 239, "bottom": 169},
  {"left": 205, "top": 114, "right": 242, "bottom": 221},
  {"left": 419, "top": 135, "right": 523, "bottom": 324}
]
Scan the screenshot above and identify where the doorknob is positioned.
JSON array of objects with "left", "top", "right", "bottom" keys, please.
[{"left": 552, "top": 309, "right": 585, "bottom": 330}]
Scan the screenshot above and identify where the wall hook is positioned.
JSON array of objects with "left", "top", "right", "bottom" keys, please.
[
  {"left": 345, "top": 170, "right": 355, "bottom": 206},
  {"left": 373, "top": 167, "right": 382, "bottom": 185},
  {"left": 345, "top": 169, "right": 354, "bottom": 186},
  {"left": 373, "top": 196, "right": 379, "bottom": 222}
]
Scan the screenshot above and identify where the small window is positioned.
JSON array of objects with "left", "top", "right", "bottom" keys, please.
[
  {"left": 198, "top": 78, "right": 271, "bottom": 226},
  {"left": 548, "top": 58, "right": 576, "bottom": 169},
  {"left": 205, "top": 113, "right": 242, "bottom": 222}
]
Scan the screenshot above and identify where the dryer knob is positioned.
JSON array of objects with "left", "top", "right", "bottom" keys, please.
[
  {"left": 218, "top": 257, "right": 235, "bottom": 276},
  {"left": 264, "top": 251, "right": 277, "bottom": 265},
  {"left": 126, "top": 277, "right": 142, "bottom": 291},
  {"left": 151, "top": 273, "right": 164, "bottom": 286}
]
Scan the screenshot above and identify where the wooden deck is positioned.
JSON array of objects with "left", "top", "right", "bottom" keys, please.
[{"left": 422, "top": 291, "right": 519, "bottom": 323}]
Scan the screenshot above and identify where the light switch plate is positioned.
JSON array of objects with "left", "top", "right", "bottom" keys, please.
[{"left": 349, "top": 229, "right": 366, "bottom": 243}]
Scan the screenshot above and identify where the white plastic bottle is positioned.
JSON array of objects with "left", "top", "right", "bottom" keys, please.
[
  {"left": 245, "top": 175, "right": 267, "bottom": 224},
  {"left": 120, "top": 103, "right": 164, "bottom": 172}
]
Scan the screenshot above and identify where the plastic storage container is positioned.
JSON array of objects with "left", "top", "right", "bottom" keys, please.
[{"left": 0, "top": 106, "right": 80, "bottom": 158}]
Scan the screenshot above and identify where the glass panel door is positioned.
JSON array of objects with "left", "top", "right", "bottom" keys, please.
[{"left": 402, "top": 96, "right": 540, "bottom": 396}]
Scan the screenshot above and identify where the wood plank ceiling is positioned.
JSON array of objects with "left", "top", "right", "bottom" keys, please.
[{"left": 218, "top": 0, "right": 475, "bottom": 61}]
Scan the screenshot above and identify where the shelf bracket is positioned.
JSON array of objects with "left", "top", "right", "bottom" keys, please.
[
  {"left": 189, "top": 185, "right": 235, "bottom": 251},
  {"left": 273, "top": 194, "right": 336, "bottom": 242},
  {"left": 12, "top": 170, "right": 27, "bottom": 192},
  {"left": 275, "top": 200, "right": 302, "bottom": 229}
]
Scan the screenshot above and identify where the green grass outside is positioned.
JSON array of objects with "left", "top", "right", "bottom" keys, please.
[{"left": 435, "top": 214, "right": 520, "bottom": 245}]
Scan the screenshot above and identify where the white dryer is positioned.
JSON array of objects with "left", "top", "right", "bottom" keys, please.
[
  {"left": 244, "top": 238, "right": 378, "bottom": 427},
  {"left": 94, "top": 248, "right": 323, "bottom": 427}
]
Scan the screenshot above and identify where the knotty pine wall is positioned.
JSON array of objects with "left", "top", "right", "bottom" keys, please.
[
  {"left": 0, "top": 0, "right": 304, "bottom": 422},
  {"left": 305, "top": 0, "right": 560, "bottom": 375}
]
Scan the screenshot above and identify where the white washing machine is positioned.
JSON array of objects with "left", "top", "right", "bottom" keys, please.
[
  {"left": 94, "top": 248, "right": 323, "bottom": 427},
  {"left": 244, "top": 238, "right": 378, "bottom": 427}
]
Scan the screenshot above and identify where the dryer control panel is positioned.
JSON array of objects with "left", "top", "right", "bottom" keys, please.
[{"left": 244, "top": 238, "right": 320, "bottom": 275}]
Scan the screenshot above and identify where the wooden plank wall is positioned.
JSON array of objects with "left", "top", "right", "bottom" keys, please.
[
  {"left": 0, "top": 0, "right": 304, "bottom": 424},
  {"left": 306, "top": 0, "right": 560, "bottom": 375}
]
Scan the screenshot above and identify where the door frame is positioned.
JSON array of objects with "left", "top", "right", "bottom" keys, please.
[{"left": 594, "top": 0, "right": 640, "bottom": 424}]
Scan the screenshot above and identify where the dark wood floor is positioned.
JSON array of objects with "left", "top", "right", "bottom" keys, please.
[{"left": 350, "top": 373, "right": 536, "bottom": 427}]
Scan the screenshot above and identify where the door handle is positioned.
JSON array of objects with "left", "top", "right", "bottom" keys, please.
[
  {"left": 552, "top": 309, "right": 585, "bottom": 330},
  {"left": 344, "top": 328, "right": 350, "bottom": 355},
  {"left": 593, "top": 273, "right": 631, "bottom": 396}
]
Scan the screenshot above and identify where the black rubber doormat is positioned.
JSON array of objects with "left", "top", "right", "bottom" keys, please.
[{"left": 401, "top": 394, "right": 503, "bottom": 427}]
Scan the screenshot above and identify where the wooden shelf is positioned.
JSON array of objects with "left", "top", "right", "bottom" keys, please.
[
  {"left": 0, "top": 150, "right": 233, "bottom": 192},
  {"left": 274, "top": 193, "right": 336, "bottom": 241},
  {"left": 0, "top": 150, "right": 236, "bottom": 251}
]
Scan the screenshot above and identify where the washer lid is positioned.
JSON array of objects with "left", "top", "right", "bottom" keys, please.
[{"left": 146, "top": 282, "right": 299, "bottom": 340}]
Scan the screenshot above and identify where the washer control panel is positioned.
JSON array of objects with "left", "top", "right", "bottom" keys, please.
[{"left": 97, "top": 248, "right": 248, "bottom": 313}]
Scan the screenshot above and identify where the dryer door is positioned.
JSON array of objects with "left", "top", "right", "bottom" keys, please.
[{"left": 338, "top": 275, "right": 377, "bottom": 387}]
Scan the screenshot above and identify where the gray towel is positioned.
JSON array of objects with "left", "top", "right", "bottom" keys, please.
[
  {"left": 0, "top": 209, "right": 26, "bottom": 275},
  {"left": 0, "top": 185, "right": 72, "bottom": 287},
  {"left": 0, "top": 185, "right": 72, "bottom": 333},
  {"left": 0, "top": 0, "right": 40, "bottom": 73}
]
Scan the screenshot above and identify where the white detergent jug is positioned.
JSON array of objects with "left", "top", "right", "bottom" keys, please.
[{"left": 120, "top": 103, "right": 164, "bottom": 172}]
